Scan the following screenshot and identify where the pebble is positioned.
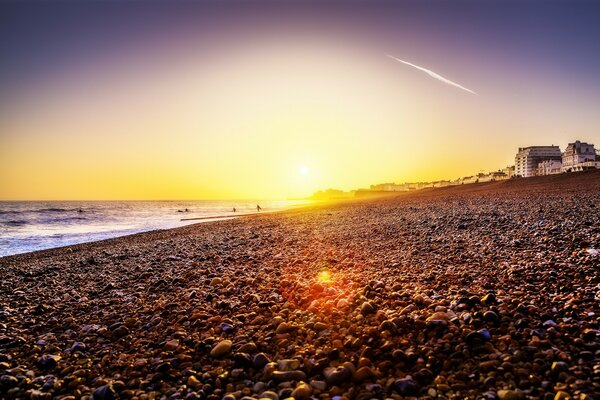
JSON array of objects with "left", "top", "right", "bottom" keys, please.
[
  {"left": 290, "top": 382, "right": 312, "bottom": 399},
  {"left": 360, "top": 301, "right": 376, "bottom": 315},
  {"left": 393, "top": 377, "right": 417, "bottom": 396},
  {"left": 210, "top": 340, "right": 232, "bottom": 357},
  {"left": 92, "top": 384, "right": 117, "bottom": 400},
  {"left": 324, "top": 366, "right": 353, "bottom": 386}
]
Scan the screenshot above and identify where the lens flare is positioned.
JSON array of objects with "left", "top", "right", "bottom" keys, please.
[{"left": 317, "top": 269, "right": 332, "bottom": 284}]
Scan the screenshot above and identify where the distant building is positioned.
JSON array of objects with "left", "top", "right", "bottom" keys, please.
[
  {"left": 567, "top": 160, "right": 600, "bottom": 172},
  {"left": 537, "top": 160, "right": 562, "bottom": 176},
  {"left": 562, "top": 141, "right": 596, "bottom": 172},
  {"left": 515, "top": 146, "right": 562, "bottom": 177},
  {"left": 370, "top": 183, "right": 408, "bottom": 192},
  {"left": 432, "top": 180, "right": 451, "bottom": 188}
]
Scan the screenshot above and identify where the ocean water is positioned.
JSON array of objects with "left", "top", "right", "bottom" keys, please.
[{"left": 0, "top": 200, "right": 311, "bottom": 257}]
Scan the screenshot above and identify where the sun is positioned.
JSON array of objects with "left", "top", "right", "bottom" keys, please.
[{"left": 299, "top": 166, "right": 309, "bottom": 176}]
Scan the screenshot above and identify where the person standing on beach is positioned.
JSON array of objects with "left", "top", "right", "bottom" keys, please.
[
  {"left": 256, "top": 204, "right": 262, "bottom": 212},
  {"left": 232, "top": 207, "right": 236, "bottom": 212}
]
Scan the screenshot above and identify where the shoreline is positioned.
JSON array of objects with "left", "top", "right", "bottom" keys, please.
[{"left": 0, "top": 171, "right": 598, "bottom": 399}]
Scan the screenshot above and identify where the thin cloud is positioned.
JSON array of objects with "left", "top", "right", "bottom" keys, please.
[{"left": 387, "top": 54, "right": 478, "bottom": 95}]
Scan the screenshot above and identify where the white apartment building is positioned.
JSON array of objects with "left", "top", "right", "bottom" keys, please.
[
  {"left": 562, "top": 141, "right": 596, "bottom": 172},
  {"left": 515, "top": 146, "right": 562, "bottom": 177},
  {"left": 537, "top": 160, "right": 562, "bottom": 176}
]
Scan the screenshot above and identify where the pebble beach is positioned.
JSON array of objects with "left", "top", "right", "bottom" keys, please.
[{"left": 1, "top": 171, "right": 599, "bottom": 400}]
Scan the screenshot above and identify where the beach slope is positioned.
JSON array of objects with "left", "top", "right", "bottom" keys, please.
[{"left": 1, "top": 171, "right": 599, "bottom": 399}]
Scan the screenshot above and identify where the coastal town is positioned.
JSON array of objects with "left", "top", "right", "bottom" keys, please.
[{"left": 313, "top": 140, "right": 599, "bottom": 199}]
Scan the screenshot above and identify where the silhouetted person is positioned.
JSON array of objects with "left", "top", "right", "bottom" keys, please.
[
  {"left": 185, "top": 208, "right": 189, "bottom": 212},
  {"left": 233, "top": 207, "right": 236, "bottom": 212},
  {"left": 256, "top": 204, "right": 262, "bottom": 212}
]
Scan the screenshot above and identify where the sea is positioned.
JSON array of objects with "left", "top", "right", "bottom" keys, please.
[{"left": 0, "top": 200, "right": 312, "bottom": 257}]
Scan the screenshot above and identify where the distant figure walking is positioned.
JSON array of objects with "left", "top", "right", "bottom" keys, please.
[
  {"left": 256, "top": 204, "right": 262, "bottom": 212},
  {"left": 232, "top": 207, "right": 236, "bottom": 212}
]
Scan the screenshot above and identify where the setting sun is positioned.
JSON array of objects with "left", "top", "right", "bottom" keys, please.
[{"left": 300, "top": 166, "right": 309, "bottom": 177}]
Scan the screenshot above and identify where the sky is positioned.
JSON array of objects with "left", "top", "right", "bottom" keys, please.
[{"left": 1, "top": 0, "right": 600, "bottom": 200}]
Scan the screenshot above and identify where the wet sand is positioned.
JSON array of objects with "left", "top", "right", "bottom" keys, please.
[{"left": 1, "top": 171, "right": 599, "bottom": 400}]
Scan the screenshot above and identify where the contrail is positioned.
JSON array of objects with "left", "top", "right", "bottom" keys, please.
[{"left": 386, "top": 54, "right": 478, "bottom": 95}]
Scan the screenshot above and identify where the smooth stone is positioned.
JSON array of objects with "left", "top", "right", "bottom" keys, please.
[
  {"left": 277, "top": 359, "right": 301, "bottom": 371},
  {"left": 38, "top": 354, "right": 61, "bottom": 370},
  {"left": 187, "top": 375, "right": 201, "bottom": 389},
  {"left": 497, "top": 389, "right": 524, "bottom": 400},
  {"left": 253, "top": 353, "right": 271, "bottom": 369},
  {"left": 259, "top": 390, "right": 279, "bottom": 400},
  {"left": 210, "top": 340, "right": 232, "bottom": 357},
  {"left": 360, "top": 302, "right": 376, "bottom": 315},
  {"left": 238, "top": 342, "right": 257, "bottom": 353},
  {"left": 112, "top": 325, "right": 129, "bottom": 338},
  {"left": 0, "top": 375, "right": 18, "bottom": 388},
  {"left": 93, "top": 384, "right": 117, "bottom": 400},
  {"left": 70, "top": 342, "right": 86, "bottom": 352},
  {"left": 291, "top": 382, "right": 312, "bottom": 399},
  {"left": 551, "top": 361, "right": 568, "bottom": 374},
  {"left": 393, "top": 377, "right": 417, "bottom": 396},
  {"left": 310, "top": 380, "right": 327, "bottom": 391},
  {"left": 314, "top": 322, "right": 328, "bottom": 331},
  {"left": 483, "top": 311, "right": 498, "bottom": 322},
  {"left": 426, "top": 312, "right": 449, "bottom": 322},
  {"left": 354, "top": 366, "right": 374, "bottom": 382},
  {"left": 164, "top": 339, "right": 179, "bottom": 351},
  {"left": 554, "top": 391, "right": 571, "bottom": 400},
  {"left": 324, "top": 366, "right": 353, "bottom": 386},
  {"left": 481, "top": 293, "right": 497, "bottom": 305},
  {"left": 276, "top": 322, "right": 295, "bottom": 334},
  {"left": 271, "top": 370, "right": 306, "bottom": 382}
]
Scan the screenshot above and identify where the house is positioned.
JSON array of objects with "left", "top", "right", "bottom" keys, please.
[{"left": 537, "top": 160, "right": 562, "bottom": 176}]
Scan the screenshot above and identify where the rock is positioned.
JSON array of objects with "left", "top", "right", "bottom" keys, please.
[
  {"left": 259, "top": 391, "right": 279, "bottom": 400},
  {"left": 112, "top": 325, "right": 129, "bottom": 338},
  {"left": 310, "top": 380, "right": 327, "bottom": 391},
  {"left": 360, "top": 301, "right": 376, "bottom": 315},
  {"left": 70, "top": 342, "right": 86, "bottom": 352},
  {"left": 378, "top": 320, "right": 396, "bottom": 332},
  {"left": 0, "top": 374, "right": 18, "bottom": 388},
  {"left": 291, "top": 382, "right": 312, "bottom": 399},
  {"left": 271, "top": 370, "right": 306, "bottom": 382},
  {"left": 37, "top": 354, "right": 60, "bottom": 370},
  {"left": 93, "top": 384, "right": 117, "bottom": 400},
  {"left": 481, "top": 293, "right": 497, "bottom": 305},
  {"left": 276, "top": 322, "right": 295, "bottom": 334},
  {"left": 324, "top": 366, "right": 353, "bottom": 386},
  {"left": 497, "top": 389, "right": 524, "bottom": 400},
  {"left": 483, "top": 310, "right": 498, "bottom": 322},
  {"left": 210, "top": 340, "right": 232, "bottom": 357},
  {"left": 354, "top": 366, "right": 374, "bottom": 382},
  {"left": 187, "top": 375, "right": 201, "bottom": 389},
  {"left": 277, "top": 359, "right": 301, "bottom": 371},
  {"left": 551, "top": 361, "right": 568, "bottom": 374},
  {"left": 393, "top": 377, "right": 417, "bottom": 396},
  {"left": 426, "top": 311, "right": 449, "bottom": 322},
  {"left": 554, "top": 391, "right": 571, "bottom": 400},
  {"left": 253, "top": 353, "right": 271, "bottom": 369},
  {"left": 164, "top": 339, "right": 179, "bottom": 351}
]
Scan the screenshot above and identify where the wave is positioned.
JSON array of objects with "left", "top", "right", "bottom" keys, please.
[{"left": 3, "top": 220, "right": 28, "bottom": 226}]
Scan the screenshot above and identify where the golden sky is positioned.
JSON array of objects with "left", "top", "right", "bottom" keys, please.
[{"left": 1, "top": 2, "right": 599, "bottom": 200}]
